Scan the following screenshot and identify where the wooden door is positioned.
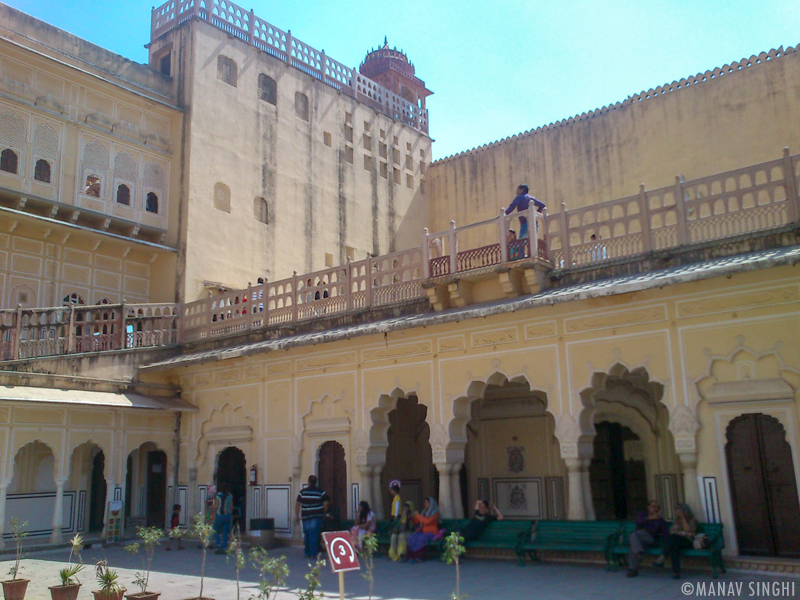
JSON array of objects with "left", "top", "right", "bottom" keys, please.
[
  {"left": 146, "top": 451, "right": 167, "bottom": 529},
  {"left": 318, "top": 441, "right": 347, "bottom": 518},
  {"left": 727, "top": 414, "right": 800, "bottom": 557},
  {"left": 89, "top": 451, "right": 107, "bottom": 532}
]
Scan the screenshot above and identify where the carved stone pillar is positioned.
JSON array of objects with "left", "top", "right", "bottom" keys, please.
[
  {"left": 100, "top": 480, "right": 115, "bottom": 538},
  {"left": 579, "top": 459, "right": 596, "bottom": 521},
  {"left": 449, "top": 464, "right": 464, "bottom": 519},
  {"left": 357, "top": 465, "right": 373, "bottom": 514},
  {"left": 371, "top": 465, "right": 384, "bottom": 519},
  {"left": 564, "top": 458, "right": 588, "bottom": 520},
  {"left": 435, "top": 462, "right": 457, "bottom": 518},
  {"left": 667, "top": 404, "right": 702, "bottom": 513},
  {"left": 0, "top": 478, "right": 9, "bottom": 550},
  {"left": 51, "top": 477, "right": 67, "bottom": 544}
]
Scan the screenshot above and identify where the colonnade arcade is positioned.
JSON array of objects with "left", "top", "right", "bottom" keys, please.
[{"left": 0, "top": 437, "right": 173, "bottom": 548}]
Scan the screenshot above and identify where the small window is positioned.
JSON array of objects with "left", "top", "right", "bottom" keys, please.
[
  {"left": 324, "top": 132, "right": 332, "bottom": 147},
  {"left": 363, "top": 120, "right": 370, "bottom": 131},
  {"left": 145, "top": 192, "right": 159, "bottom": 213},
  {"left": 379, "top": 142, "right": 387, "bottom": 159},
  {"left": 217, "top": 56, "right": 237, "bottom": 87},
  {"left": 254, "top": 196, "right": 268, "bottom": 223},
  {"left": 85, "top": 174, "right": 101, "bottom": 197},
  {"left": 407, "top": 142, "right": 412, "bottom": 151},
  {"left": 325, "top": 253, "right": 334, "bottom": 267},
  {"left": 363, "top": 155, "right": 371, "bottom": 171},
  {"left": 406, "top": 174, "right": 414, "bottom": 188},
  {"left": 159, "top": 52, "right": 171, "bottom": 76},
  {"left": 116, "top": 184, "right": 131, "bottom": 205},
  {"left": 345, "top": 146, "right": 354, "bottom": 164},
  {"left": 379, "top": 129, "right": 385, "bottom": 139},
  {"left": 393, "top": 136, "right": 399, "bottom": 146},
  {"left": 406, "top": 155, "right": 413, "bottom": 170},
  {"left": 420, "top": 149, "right": 425, "bottom": 159},
  {"left": 344, "top": 125, "right": 353, "bottom": 143},
  {"left": 295, "top": 92, "right": 309, "bottom": 121},
  {"left": 34, "top": 159, "right": 51, "bottom": 183},
  {"left": 363, "top": 134, "right": 372, "bottom": 152},
  {"left": 392, "top": 148, "right": 400, "bottom": 164},
  {"left": 380, "top": 162, "right": 387, "bottom": 178},
  {"left": 214, "top": 182, "right": 231, "bottom": 213},
  {"left": 0, "top": 149, "right": 18, "bottom": 174},
  {"left": 346, "top": 246, "right": 355, "bottom": 261},
  {"left": 345, "top": 112, "right": 353, "bottom": 125},
  {"left": 420, "top": 161, "right": 426, "bottom": 175},
  {"left": 258, "top": 74, "right": 277, "bottom": 105},
  {"left": 62, "top": 292, "right": 85, "bottom": 305},
  {"left": 420, "top": 180, "right": 426, "bottom": 195},
  {"left": 393, "top": 167, "right": 401, "bottom": 184}
]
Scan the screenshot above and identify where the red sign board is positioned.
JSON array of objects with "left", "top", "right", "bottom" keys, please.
[{"left": 322, "top": 531, "right": 360, "bottom": 573}]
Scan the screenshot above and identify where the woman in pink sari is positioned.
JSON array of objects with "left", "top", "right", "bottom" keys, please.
[{"left": 349, "top": 500, "right": 376, "bottom": 552}]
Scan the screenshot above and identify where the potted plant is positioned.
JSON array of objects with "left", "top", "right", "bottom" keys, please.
[
  {"left": 183, "top": 513, "right": 215, "bottom": 600},
  {"left": 93, "top": 560, "right": 126, "bottom": 600},
  {"left": 1, "top": 518, "right": 29, "bottom": 600},
  {"left": 49, "top": 534, "right": 84, "bottom": 600},
  {"left": 124, "top": 526, "right": 163, "bottom": 600}
]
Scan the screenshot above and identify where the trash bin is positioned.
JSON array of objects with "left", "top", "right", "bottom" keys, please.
[{"left": 249, "top": 518, "right": 275, "bottom": 549}]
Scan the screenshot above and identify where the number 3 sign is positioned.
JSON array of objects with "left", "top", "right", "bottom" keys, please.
[{"left": 322, "top": 531, "right": 360, "bottom": 573}]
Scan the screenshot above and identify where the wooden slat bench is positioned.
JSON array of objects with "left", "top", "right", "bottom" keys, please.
[
  {"left": 608, "top": 522, "right": 726, "bottom": 577},
  {"left": 516, "top": 520, "right": 623, "bottom": 566},
  {"left": 463, "top": 519, "right": 534, "bottom": 555}
]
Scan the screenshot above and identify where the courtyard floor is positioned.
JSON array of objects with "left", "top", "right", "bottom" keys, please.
[{"left": 1, "top": 542, "right": 798, "bottom": 600}]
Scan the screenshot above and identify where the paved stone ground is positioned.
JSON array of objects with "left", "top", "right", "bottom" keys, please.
[{"left": 2, "top": 544, "right": 798, "bottom": 599}]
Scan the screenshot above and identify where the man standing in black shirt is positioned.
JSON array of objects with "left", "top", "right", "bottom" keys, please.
[{"left": 295, "top": 475, "right": 330, "bottom": 559}]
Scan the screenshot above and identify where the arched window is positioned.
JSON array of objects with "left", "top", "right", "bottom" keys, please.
[
  {"left": 85, "top": 174, "right": 101, "bottom": 197},
  {"left": 34, "top": 159, "right": 51, "bottom": 183},
  {"left": 258, "top": 74, "right": 277, "bottom": 105},
  {"left": 254, "top": 197, "right": 268, "bottom": 224},
  {"left": 145, "top": 192, "right": 159, "bottom": 213},
  {"left": 295, "top": 92, "right": 309, "bottom": 121},
  {"left": 0, "top": 149, "right": 18, "bottom": 174},
  {"left": 214, "top": 183, "right": 230, "bottom": 213},
  {"left": 217, "top": 56, "right": 237, "bottom": 87},
  {"left": 62, "top": 292, "right": 85, "bottom": 305},
  {"left": 116, "top": 184, "right": 131, "bottom": 205}
]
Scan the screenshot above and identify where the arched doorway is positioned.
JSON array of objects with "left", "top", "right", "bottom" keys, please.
[
  {"left": 68, "top": 442, "right": 107, "bottom": 533},
  {"left": 125, "top": 444, "right": 167, "bottom": 530},
  {"left": 726, "top": 413, "right": 800, "bottom": 557},
  {"left": 318, "top": 441, "right": 347, "bottom": 518},
  {"left": 89, "top": 451, "right": 107, "bottom": 532},
  {"left": 216, "top": 447, "right": 247, "bottom": 531},
  {"left": 589, "top": 422, "right": 647, "bottom": 520},
  {"left": 381, "top": 396, "right": 435, "bottom": 515},
  {"left": 146, "top": 450, "right": 167, "bottom": 529}
]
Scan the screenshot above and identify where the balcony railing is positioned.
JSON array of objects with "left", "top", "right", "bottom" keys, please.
[
  {"left": 0, "top": 149, "right": 797, "bottom": 361},
  {"left": 151, "top": 0, "right": 429, "bottom": 133}
]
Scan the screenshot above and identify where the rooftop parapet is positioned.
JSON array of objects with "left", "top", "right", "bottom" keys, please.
[{"left": 150, "top": 0, "right": 429, "bottom": 133}]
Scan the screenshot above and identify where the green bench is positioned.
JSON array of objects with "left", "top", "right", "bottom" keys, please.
[
  {"left": 516, "top": 520, "right": 623, "bottom": 566},
  {"left": 463, "top": 519, "right": 534, "bottom": 556},
  {"left": 608, "top": 522, "right": 726, "bottom": 577}
]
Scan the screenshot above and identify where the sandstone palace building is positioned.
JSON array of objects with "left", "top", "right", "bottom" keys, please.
[{"left": 0, "top": 0, "right": 799, "bottom": 570}]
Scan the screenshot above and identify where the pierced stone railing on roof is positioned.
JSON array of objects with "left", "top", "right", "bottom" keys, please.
[
  {"left": 0, "top": 150, "right": 798, "bottom": 360},
  {"left": 150, "top": 0, "right": 429, "bottom": 133}
]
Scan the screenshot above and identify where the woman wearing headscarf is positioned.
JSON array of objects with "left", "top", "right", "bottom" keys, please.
[
  {"left": 349, "top": 500, "right": 377, "bottom": 552},
  {"left": 654, "top": 503, "right": 698, "bottom": 578},
  {"left": 405, "top": 497, "right": 440, "bottom": 562}
]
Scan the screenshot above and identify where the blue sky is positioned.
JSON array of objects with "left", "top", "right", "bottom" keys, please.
[{"left": 5, "top": 0, "right": 799, "bottom": 159}]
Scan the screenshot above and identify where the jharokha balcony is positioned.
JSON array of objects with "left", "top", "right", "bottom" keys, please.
[{"left": 2, "top": 148, "right": 800, "bottom": 361}]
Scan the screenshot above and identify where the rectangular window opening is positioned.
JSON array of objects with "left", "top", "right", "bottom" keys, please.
[
  {"left": 363, "top": 134, "right": 372, "bottom": 152},
  {"left": 380, "top": 162, "right": 388, "bottom": 178},
  {"left": 406, "top": 174, "right": 414, "bottom": 188},
  {"left": 345, "top": 146, "right": 354, "bottom": 164},
  {"left": 379, "top": 142, "right": 387, "bottom": 159},
  {"left": 363, "top": 155, "right": 371, "bottom": 171},
  {"left": 325, "top": 253, "right": 334, "bottom": 267},
  {"left": 324, "top": 132, "right": 332, "bottom": 147},
  {"left": 393, "top": 168, "right": 401, "bottom": 184}
]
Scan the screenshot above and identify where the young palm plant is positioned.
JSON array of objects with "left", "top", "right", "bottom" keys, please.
[
  {"left": 49, "top": 534, "right": 85, "bottom": 600},
  {"left": 93, "top": 560, "right": 126, "bottom": 600}
]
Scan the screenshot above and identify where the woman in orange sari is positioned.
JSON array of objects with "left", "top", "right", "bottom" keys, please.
[{"left": 405, "top": 497, "right": 440, "bottom": 562}]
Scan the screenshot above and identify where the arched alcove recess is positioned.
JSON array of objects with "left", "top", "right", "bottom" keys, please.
[
  {"left": 577, "top": 363, "right": 681, "bottom": 521},
  {"left": 448, "top": 371, "right": 561, "bottom": 520},
  {"left": 68, "top": 441, "right": 107, "bottom": 533},
  {"left": 215, "top": 446, "right": 247, "bottom": 531},
  {"left": 357, "top": 386, "right": 432, "bottom": 518},
  {"left": 125, "top": 441, "right": 170, "bottom": 531}
]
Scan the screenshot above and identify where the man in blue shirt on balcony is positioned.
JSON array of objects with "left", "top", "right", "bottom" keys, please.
[{"left": 506, "top": 184, "right": 545, "bottom": 239}]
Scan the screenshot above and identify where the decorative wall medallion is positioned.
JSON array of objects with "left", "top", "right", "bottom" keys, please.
[
  {"left": 564, "top": 306, "right": 666, "bottom": 333},
  {"left": 295, "top": 352, "right": 355, "bottom": 372},
  {"left": 471, "top": 327, "right": 518, "bottom": 347},
  {"left": 507, "top": 446, "right": 525, "bottom": 473},
  {"left": 266, "top": 361, "right": 290, "bottom": 375},
  {"left": 524, "top": 321, "right": 557, "bottom": 340},
  {"left": 677, "top": 286, "right": 799, "bottom": 318},
  {"left": 438, "top": 335, "right": 465, "bottom": 353},
  {"left": 509, "top": 484, "right": 527, "bottom": 510},
  {"left": 362, "top": 341, "right": 432, "bottom": 362}
]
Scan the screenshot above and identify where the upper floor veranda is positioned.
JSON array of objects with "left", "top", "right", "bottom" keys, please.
[{"left": 1, "top": 147, "right": 799, "bottom": 363}]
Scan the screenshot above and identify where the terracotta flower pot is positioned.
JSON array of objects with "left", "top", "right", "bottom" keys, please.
[
  {"left": 49, "top": 584, "right": 81, "bottom": 600},
  {"left": 93, "top": 590, "right": 126, "bottom": 600},
  {"left": 1, "top": 579, "right": 29, "bottom": 600},
  {"left": 124, "top": 592, "right": 161, "bottom": 600}
]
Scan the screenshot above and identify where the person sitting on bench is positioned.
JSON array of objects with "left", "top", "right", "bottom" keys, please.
[
  {"left": 626, "top": 499, "right": 668, "bottom": 577},
  {"left": 459, "top": 499, "right": 504, "bottom": 542}
]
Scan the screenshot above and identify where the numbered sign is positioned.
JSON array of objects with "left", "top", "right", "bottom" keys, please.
[{"left": 322, "top": 531, "right": 360, "bottom": 573}]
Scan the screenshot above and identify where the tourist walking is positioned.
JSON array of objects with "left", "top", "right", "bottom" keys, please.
[{"left": 295, "top": 475, "right": 330, "bottom": 559}]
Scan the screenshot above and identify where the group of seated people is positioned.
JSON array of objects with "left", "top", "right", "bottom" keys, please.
[{"left": 347, "top": 483, "right": 504, "bottom": 563}]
